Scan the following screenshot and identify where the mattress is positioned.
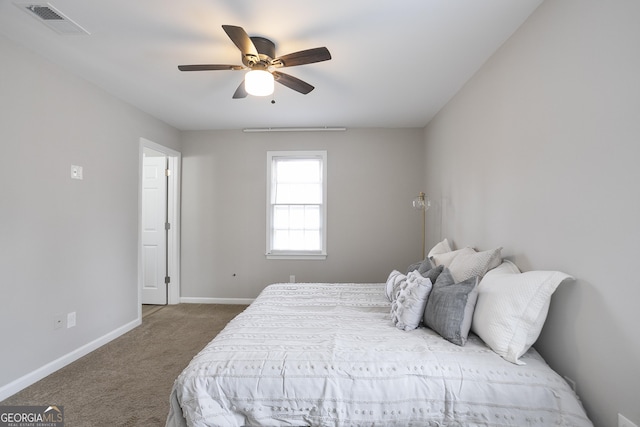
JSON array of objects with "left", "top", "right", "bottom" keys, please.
[{"left": 167, "top": 283, "right": 592, "bottom": 426}]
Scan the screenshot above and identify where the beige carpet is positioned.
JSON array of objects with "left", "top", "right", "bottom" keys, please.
[
  {"left": 1, "top": 304, "right": 247, "bottom": 426},
  {"left": 142, "top": 304, "right": 166, "bottom": 318}
]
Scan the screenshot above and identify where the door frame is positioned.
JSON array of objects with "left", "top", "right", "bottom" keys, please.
[
  {"left": 141, "top": 153, "right": 169, "bottom": 305},
  {"left": 138, "top": 138, "right": 181, "bottom": 313}
]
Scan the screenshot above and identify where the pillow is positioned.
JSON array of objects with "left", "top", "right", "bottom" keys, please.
[
  {"left": 390, "top": 271, "right": 433, "bottom": 331},
  {"left": 423, "top": 268, "right": 479, "bottom": 346},
  {"left": 406, "top": 260, "right": 422, "bottom": 274},
  {"left": 430, "top": 247, "right": 475, "bottom": 268},
  {"left": 447, "top": 247, "right": 502, "bottom": 282},
  {"left": 385, "top": 270, "right": 406, "bottom": 302},
  {"left": 407, "top": 259, "right": 430, "bottom": 275},
  {"left": 472, "top": 260, "right": 574, "bottom": 365},
  {"left": 406, "top": 238, "right": 452, "bottom": 273},
  {"left": 422, "top": 264, "right": 444, "bottom": 285},
  {"left": 427, "top": 238, "right": 452, "bottom": 258},
  {"left": 407, "top": 258, "right": 444, "bottom": 278}
]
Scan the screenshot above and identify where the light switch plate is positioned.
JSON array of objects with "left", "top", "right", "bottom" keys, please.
[
  {"left": 67, "top": 312, "right": 76, "bottom": 328},
  {"left": 71, "top": 165, "right": 83, "bottom": 180}
]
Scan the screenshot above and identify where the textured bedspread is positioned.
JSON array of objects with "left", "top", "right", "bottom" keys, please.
[{"left": 167, "top": 283, "right": 592, "bottom": 426}]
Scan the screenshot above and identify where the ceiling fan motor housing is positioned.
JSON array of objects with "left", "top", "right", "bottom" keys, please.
[{"left": 242, "top": 36, "right": 276, "bottom": 68}]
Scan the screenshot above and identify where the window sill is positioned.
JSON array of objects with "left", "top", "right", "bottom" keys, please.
[{"left": 266, "top": 253, "right": 327, "bottom": 261}]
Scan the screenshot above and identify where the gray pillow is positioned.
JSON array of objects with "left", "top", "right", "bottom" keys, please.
[
  {"left": 406, "top": 261, "right": 422, "bottom": 274},
  {"left": 422, "top": 264, "right": 443, "bottom": 283},
  {"left": 423, "top": 268, "right": 479, "bottom": 346},
  {"left": 408, "top": 260, "right": 443, "bottom": 277}
]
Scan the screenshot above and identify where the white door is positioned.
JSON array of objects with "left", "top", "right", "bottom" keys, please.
[{"left": 142, "top": 155, "right": 167, "bottom": 305}]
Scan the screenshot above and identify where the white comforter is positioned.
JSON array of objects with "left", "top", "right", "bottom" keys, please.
[{"left": 167, "top": 283, "right": 592, "bottom": 427}]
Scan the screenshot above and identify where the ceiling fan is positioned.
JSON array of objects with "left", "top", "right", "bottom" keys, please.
[{"left": 178, "top": 25, "right": 332, "bottom": 99}]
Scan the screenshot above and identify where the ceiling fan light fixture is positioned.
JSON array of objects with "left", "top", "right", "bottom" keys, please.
[
  {"left": 245, "top": 70, "right": 274, "bottom": 96},
  {"left": 178, "top": 25, "right": 331, "bottom": 98}
]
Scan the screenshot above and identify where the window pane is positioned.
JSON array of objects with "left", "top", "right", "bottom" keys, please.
[
  {"left": 276, "top": 160, "right": 321, "bottom": 183},
  {"left": 273, "top": 206, "right": 289, "bottom": 228},
  {"left": 305, "top": 230, "right": 320, "bottom": 250},
  {"left": 273, "top": 230, "right": 289, "bottom": 250},
  {"left": 275, "top": 183, "right": 321, "bottom": 204},
  {"left": 289, "top": 230, "right": 305, "bottom": 250},
  {"left": 272, "top": 211, "right": 321, "bottom": 251},
  {"left": 305, "top": 206, "right": 320, "bottom": 229},
  {"left": 273, "top": 205, "right": 320, "bottom": 230},
  {"left": 289, "top": 206, "right": 305, "bottom": 229}
]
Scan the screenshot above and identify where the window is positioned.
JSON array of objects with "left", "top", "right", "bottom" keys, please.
[{"left": 266, "top": 151, "right": 327, "bottom": 259}]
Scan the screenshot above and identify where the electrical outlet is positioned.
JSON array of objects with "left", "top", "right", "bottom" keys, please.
[
  {"left": 289, "top": 275, "right": 295, "bottom": 283},
  {"left": 67, "top": 312, "right": 76, "bottom": 328},
  {"left": 53, "top": 314, "right": 64, "bottom": 330},
  {"left": 71, "top": 165, "right": 83, "bottom": 180},
  {"left": 619, "top": 413, "right": 638, "bottom": 427}
]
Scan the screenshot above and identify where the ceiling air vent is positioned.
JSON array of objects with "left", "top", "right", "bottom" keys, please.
[{"left": 17, "top": 2, "right": 90, "bottom": 35}]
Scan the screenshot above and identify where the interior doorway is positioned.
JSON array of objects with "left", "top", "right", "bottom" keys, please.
[
  {"left": 142, "top": 148, "right": 168, "bottom": 304},
  {"left": 139, "top": 138, "right": 181, "bottom": 309}
]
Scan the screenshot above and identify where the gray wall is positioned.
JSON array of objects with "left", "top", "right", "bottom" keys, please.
[
  {"left": 422, "top": 1, "right": 640, "bottom": 426},
  {"left": 0, "top": 34, "right": 180, "bottom": 390},
  {"left": 180, "top": 128, "right": 425, "bottom": 299}
]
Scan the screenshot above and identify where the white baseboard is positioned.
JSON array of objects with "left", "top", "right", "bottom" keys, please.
[
  {"left": 180, "top": 297, "right": 254, "bottom": 305},
  {"left": 0, "top": 317, "right": 141, "bottom": 401}
]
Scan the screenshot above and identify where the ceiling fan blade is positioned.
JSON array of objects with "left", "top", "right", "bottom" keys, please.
[
  {"left": 272, "top": 71, "right": 314, "bottom": 94},
  {"left": 273, "top": 47, "right": 331, "bottom": 67},
  {"left": 222, "top": 25, "right": 259, "bottom": 60},
  {"left": 178, "top": 64, "right": 243, "bottom": 71},
  {"left": 232, "top": 80, "right": 248, "bottom": 99}
]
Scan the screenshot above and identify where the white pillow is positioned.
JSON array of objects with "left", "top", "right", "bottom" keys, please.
[
  {"left": 472, "top": 260, "right": 573, "bottom": 365},
  {"left": 447, "top": 247, "right": 502, "bottom": 282},
  {"left": 430, "top": 247, "right": 475, "bottom": 268},
  {"left": 427, "top": 238, "right": 452, "bottom": 258},
  {"left": 390, "top": 271, "right": 433, "bottom": 331},
  {"left": 385, "top": 270, "right": 406, "bottom": 302}
]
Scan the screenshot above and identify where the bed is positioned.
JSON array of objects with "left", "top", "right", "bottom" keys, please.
[{"left": 166, "top": 280, "right": 592, "bottom": 426}]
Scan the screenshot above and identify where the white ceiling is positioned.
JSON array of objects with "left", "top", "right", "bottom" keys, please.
[{"left": 0, "top": 0, "right": 543, "bottom": 131}]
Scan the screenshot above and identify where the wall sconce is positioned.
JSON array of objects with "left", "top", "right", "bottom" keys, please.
[{"left": 412, "top": 192, "right": 431, "bottom": 259}]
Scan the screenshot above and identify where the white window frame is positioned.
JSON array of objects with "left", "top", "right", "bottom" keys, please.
[{"left": 266, "top": 150, "right": 327, "bottom": 260}]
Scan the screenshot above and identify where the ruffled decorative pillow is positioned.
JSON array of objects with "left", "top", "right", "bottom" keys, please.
[
  {"left": 390, "top": 271, "right": 434, "bottom": 331},
  {"left": 385, "top": 270, "right": 406, "bottom": 302}
]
